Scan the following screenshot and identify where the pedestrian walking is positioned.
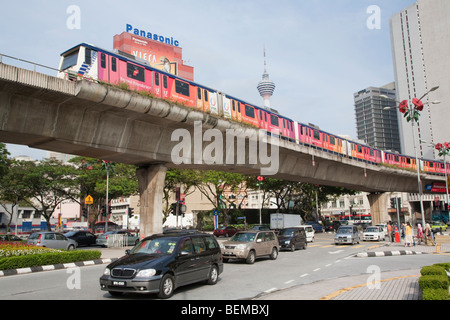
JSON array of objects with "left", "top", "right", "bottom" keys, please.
[
  {"left": 387, "top": 221, "right": 393, "bottom": 242},
  {"left": 405, "top": 222, "right": 413, "bottom": 247},
  {"left": 424, "top": 223, "right": 435, "bottom": 246},
  {"left": 416, "top": 223, "right": 424, "bottom": 245}
]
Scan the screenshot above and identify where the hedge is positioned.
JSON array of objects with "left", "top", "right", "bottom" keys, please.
[
  {"left": 419, "top": 264, "right": 450, "bottom": 300},
  {"left": 0, "top": 250, "right": 101, "bottom": 271}
]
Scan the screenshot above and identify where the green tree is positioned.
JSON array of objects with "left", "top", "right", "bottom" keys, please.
[{"left": 19, "top": 159, "right": 79, "bottom": 231}]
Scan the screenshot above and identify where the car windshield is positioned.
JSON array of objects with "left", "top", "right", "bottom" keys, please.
[
  {"left": 365, "top": 227, "right": 378, "bottom": 232},
  {"left": 130, "top": 238, "right": 177, "bottom": 255},
  {"left": 230, "top": 233, "right": 256, "bottom": 242},
  {"left": 279, "top": 229, "right": 295, "bottom": 237},
  {"left": 64, "top": 231, "right": 78, "bottom": 237},
  {"left": 337, "top": 228, "right": 353, "bottom": 234}
]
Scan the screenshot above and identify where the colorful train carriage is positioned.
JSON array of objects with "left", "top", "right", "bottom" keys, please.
[{"left": 57, "top": 43, "right": 450, "bottom": 177}]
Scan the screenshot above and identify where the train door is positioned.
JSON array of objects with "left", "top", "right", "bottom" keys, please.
[
  {"left": 153, "top": 72, "right": 163, "bottom": 98},
  {"left": 196, "top": 87, "right": 210, "bottom": 112},
  {"left": 98, "top": 52, "right": 109, "bottom": 83},
  {"left": 109, "top": 56, "right": 120, "bottom": 86},
  {"left": 209, "top": 90, "right": 219, "bottom": 115},
  {"left": 221, "top": 94, "right": 231, "bottom": 119},
  {"left": 259, "top": 109, "right": 268, "bottom": 130}
]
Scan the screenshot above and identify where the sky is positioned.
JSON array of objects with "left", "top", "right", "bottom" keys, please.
[{"left": 0, "top": 0, "right": 417, "bottom": 160}]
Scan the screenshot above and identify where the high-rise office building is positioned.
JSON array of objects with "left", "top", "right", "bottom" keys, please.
[
  {"left": 390, "top": 0, "right": 450, "bottom": 159},
  {"left": 354, "top": 83, "right": 401, "bottom": 152}
]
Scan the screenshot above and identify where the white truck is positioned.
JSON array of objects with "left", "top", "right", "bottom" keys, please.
[{"left": 270, "top": 213, "right": 303, "bottom": 230}]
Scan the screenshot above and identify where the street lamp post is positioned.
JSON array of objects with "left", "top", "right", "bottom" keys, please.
[{"left": 381, "top": 86, "right": 439, "bottom": 228}]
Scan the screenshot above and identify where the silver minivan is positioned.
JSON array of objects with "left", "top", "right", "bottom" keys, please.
[
  {"left": 334, "top": 226, "right": 360, "bottom": 245},
  {"left": 27, "top": 232, "right": 77, "bottom": 250}
]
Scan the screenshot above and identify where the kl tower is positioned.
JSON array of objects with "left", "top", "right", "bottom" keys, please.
[{"left": 257, "top": 47, "right": 276, "bottom": 109}]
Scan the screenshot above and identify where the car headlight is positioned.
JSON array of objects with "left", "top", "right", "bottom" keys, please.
[
  {"left": 219, "top": 243, "right": 224, "bottom": 249},
  {"left": 136, "top": 269, "right": 156, "bottom": 278},
  {"left": 285, "top": 241, "right": 290, "bottom": 245},
  {"left": 103, "top": 268, "right": 111, "bottom": 276},
  {"left": 236, "top": 244, "right": 246, "bottom": 250}
]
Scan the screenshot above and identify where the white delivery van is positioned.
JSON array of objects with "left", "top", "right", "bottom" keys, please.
[{"left": 298, "top": 225, "right": 315, "bottom": 242}]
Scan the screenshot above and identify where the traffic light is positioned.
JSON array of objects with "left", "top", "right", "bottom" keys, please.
[
  {"left": 170, "top": 203, "right": 178, "bottom": 215},
  {"left": 128, "top": 207, "right": 134, "bottom": 218},
  {"left": 101, "top": 205, "right": 106, "bottom": 217},
  {"left": 82, "top": 208, "right": 87, "bottom": 218},
  {"left": 108, "top": 205, "right": 112, "bottom": 215},
  {"left": 390, "top": 198, "right": 396, "bottom": 209}
]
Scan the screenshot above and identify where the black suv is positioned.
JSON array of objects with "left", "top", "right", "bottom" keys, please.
[
  {"left": 100, "top": 232, "right": 223, "bottom": 299},
  {"left": 277, "top": 227, "right": 307, "bottom": 251}
]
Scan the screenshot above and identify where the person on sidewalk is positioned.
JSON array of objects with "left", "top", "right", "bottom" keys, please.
[
  {"left": 405, "top": 222, "right": 413, "bottom": 247},
  {"left": 424, "top": 224, "right": 435, "bottom": 246},
  {"left": 416, "top": 223, "right": 424, "bottom": 245},
  {"left": 387, "top": 221, "right": 393, "bottom": 243}
]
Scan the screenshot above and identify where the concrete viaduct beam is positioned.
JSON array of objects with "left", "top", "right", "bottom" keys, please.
[{"left": 0, "top": 64, "right": 446, "bottom": 235}]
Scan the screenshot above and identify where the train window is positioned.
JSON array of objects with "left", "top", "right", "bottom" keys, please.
[
  {"left": 111, "top": 57, "right": 117, "bottom": 72},
  {"left": 163, "top": 75, "right": 168, "bottom": 89},
  {"left": 270, "top": 114, "right": 279, "bottom": 126},
  {"left": 175, "top": 80, "right": 190, "bottom": 96},
  {"left": 155, "top": 72, "right": 160, "bottom": 86},
  {"left": 197, "top": 87, "right": 201, "bottom": 99},
  {"left": 232, "top": 101, "right": 235, "bottom": 111},
  {"left": 357, "top": 145, "right": 363, "bottom": 153},
  {"left": 260, "top": 110, "right": 263, "bottom": 121},
  {"left": 238, "top": 103, "right": 241, "bottom": 113},
  {"left": 100, "top": 53, "right": 106, "bottom": 69},
  {"left": 314, "top": 130, "right": 320, "bottom": 140},
  {"left": 127, "top": 63, "right": 145, "bottom": 82},
  {"left": 85, "top": 48, "right": 92, "bottom": 65},
  {"left": 245, "top": 105, "right": 255, "bottom": 118},
  {"left": 204, "top": 89, "right": 208, "bottom": 101},
  {"left": 61, "top": 52, "right": 78, "bottom": 70},
  {"left": 330, "top": 136, "right": 336, "bottom": 145}
]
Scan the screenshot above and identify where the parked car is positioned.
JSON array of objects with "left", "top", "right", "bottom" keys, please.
[
  {"left": 362, "top": 226, "right": 386, "bottom": 242},
  {"left": 64, "top": 230, "right": 97, "bottom": 246},
  {"left": 306, "top": 221, "right": 324, "bottom": 233},
  {"left": 213, "top": 226, "right": 238, "bottom": 237},
  {"left": 100, "top": 231, "right": 223, "bottom": 299},
  {"left": 0, "top": 234, "right": 25, "bottom": 242},
  {"left": 220, "top": 230, "right": 280, "bottom": 264},
  {"left": 277, "top": 227, "right": 307, "bottom": 251},
  {"left": 298, "top": 225, "right": 315, "bottom": 242},
  {"left": 27, "top": 231, "right": 77, "bottom": 250},
  {"left": 334, "top": 226, "right": 360, "bottom": 245},
  {"left": 96, "top": 230, "right": 140, "bottom": 247}
]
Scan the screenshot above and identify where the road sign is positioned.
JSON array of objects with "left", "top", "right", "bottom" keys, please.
[
  {"left": 85, "top": 195, "right": 93, "bottom": 205},
  {"left": 213, "top": 209, "right": 219, "bottom": 216}
]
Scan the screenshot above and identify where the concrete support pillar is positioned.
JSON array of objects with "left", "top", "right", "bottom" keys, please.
[
  {"left": 137, "top": 164, "right": 167, "bottom": 238},
  {"left": 367, "top": 193, "right": 390, "bottom": 225}
]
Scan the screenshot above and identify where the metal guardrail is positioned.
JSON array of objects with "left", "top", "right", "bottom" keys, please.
[{"left": 0, "top": 53, "right": 61, "bottom": 74}]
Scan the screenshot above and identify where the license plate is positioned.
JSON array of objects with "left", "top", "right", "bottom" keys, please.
[
  {"left": 113, "top": 281, "right": 126, "bottom": 286},
  {"left": 224, "top": 252, "right": 233, "bottom": 255}
]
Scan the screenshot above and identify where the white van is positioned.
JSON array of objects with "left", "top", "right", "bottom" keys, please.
[{"left": 298, "top": 225, "right": 315, "bottom": 242}]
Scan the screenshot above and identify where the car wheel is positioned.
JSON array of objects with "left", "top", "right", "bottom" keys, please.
[
  {"left": 270, "top": 247, "right": 278, "bottom": 260},
  {"left": 290, "top": 243, "right": 295, "bottom": 252},
  {"left": 246, "top": 250, "right": 256, "bottom": 264},
  {"left": 158, "top": 274, "right": 175, "bottom": 299},
  {"left": 67, "top": 244, "right": 75, "bottom": 251},
  {"left": 206, "top": 265, "right": 219, "bottom": 285}
]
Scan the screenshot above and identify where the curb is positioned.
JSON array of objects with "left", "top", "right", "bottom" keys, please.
[
  {"left": 0, "top": 258, "right": 118, "bottom": 277},
  {"left": 355, "top": 250, "right": 427, "bottom": 258}
]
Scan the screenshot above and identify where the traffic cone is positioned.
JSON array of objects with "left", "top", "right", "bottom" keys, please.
[{"left": 394, "top": 226, "right": 400, "bottom": 243}]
